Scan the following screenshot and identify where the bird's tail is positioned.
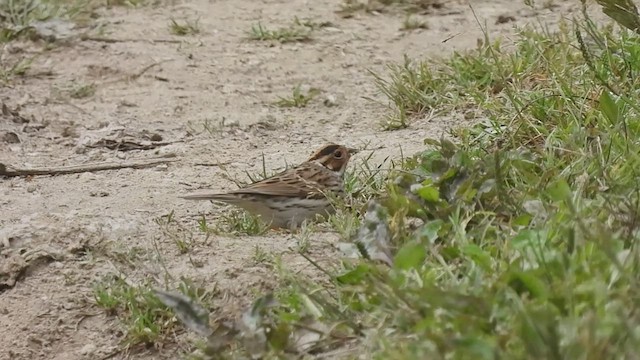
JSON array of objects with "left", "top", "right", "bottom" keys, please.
[{"left": 179, "top": 192, "right": 238, "bottom": 201}]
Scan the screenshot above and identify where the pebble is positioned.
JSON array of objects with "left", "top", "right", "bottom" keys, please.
[
  {"left": 323, "top": 94, "right": 338, "bottom": 107},
  {"left": 78, "top": 172, "right": 97, "bottom": 182},
  {"left": 79, "top": 344, "right": 96, "bottom": 356},
  {"left": 2, "top": 132, "right": 20, "bottom": 144},
  {"left": 26, "top": 185, "right": 37, "bottom": 193}
]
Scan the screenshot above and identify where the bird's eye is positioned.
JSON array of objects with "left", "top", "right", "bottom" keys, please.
[{"left": 333, "top": 150, "right": 343, "bottom": 159}]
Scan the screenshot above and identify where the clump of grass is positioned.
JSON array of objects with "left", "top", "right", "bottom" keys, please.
[
  {"left": 69, "top": 82, "right": 96, "bottom": 98},
  {"left": 401, "top": 15, "right": 428, "bottom": 30},
  {"left": 105, "top": 0, "right": 146, "bottom": 7},
  {"left": 94, "top": 276, "right": 216, "bottom": 348},
  {"left": 51, "top": 81, "right": 97, "bottom": 99},
  {"left": 252, "top": 245, "right": 273, "bottom": 264},
  {"left": 155, "top": 210, "right": 199, "bottom": 254},
  {"left": 274, "top": 85, "right": 321, "bottom": 108},
  {"left": 169, "top": 17, "right": 200, "bottom": 36},
  {"left": 0, "top": 0, "right": 96, "bottom": 42},
  {"left": 93, "top": 276, "right": 177, "bottom": 346},
  {"left": 248, "top": 22, "right": 312, "bottom": 43},
  {"left": 276, "top": 14, "right": 640, "bottom": 357},
  {"left": 0, "top": 52, "right": 32, "bottom": 83},
  {"left": 211, "top": 209, "right": 270, "bottom": 236}
]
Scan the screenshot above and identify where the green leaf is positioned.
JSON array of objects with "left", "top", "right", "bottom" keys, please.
[
  {"left": 512, "top": 229, "right": 546, "bottom": 248},
  {"left": 424, "top": 138, "right": 441, "bottom": 146},
  {"left": 546, "top": 179, "right": 571, "bottom": 202},
  {"left": 417, "top": 184, "right": 440, "bottom": 202},
  {"left": 268, "top": 323, "right": 291, "bottom": 351},
  {"left": 454, "top": 337, "right": 497, "bottom": 360},
  {"left": 394, "top": 242, "right": 426, "bottom": 270},
  {"left": 513, "top": 213, "right": 532, "bottom": 226},
  {"left": 421, "top": 219, "right": 443, "bottom": 243},
  {"left": 599, "top": 90, "right": 619, "bottom": 124},
  {"left": 440, "top": 138, "right": 457, "bottom": 158},
  {"left": 508, "top": 270, "right": 549, "bottom": 299},
  {"left": 462, "top": 244, "right": 492, "bottom": 271},
  {"left": 336, "top": 264, "right": 370, "bottom": 284}
]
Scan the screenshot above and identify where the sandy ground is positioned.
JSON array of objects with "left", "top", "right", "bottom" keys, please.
[{"left": 0, "top": 0, "right": 591, "bottom": 358}]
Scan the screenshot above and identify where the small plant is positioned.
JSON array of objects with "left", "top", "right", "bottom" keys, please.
[
  {"left": 214, "top": 209, "right": 270, "bottom": 236},
  {"left": 0, "top": 0, "right": 95, "bottom": 42},
  {"left": 248, "top": 22, "right": 311, "bottom": 43},
  {"left": 291, "top": 222, "right": 315, "bottom": 254},
  {"left": 401, "top": 16, "right": 428, "bottom": 30},
  {"left": 252, "top": 245, "right": 272, "bottom": 264},
  {"left": 105, "top": 0, "right": 147, "bottom": 7},
  {"left": 274, "top": 85, "right": 321, "bottom": 108},
  {"left": 69, "top": 82, "right": 96, "bottom": 99},
  {"left": 93, "top": 276, "right": 178, "bottom": 346},
  {"left": 169, "top": 18, "right": 200, "bottom": 36},
  {"left": 0, "top": 54, "right": 32, "bottom": 83},
  {"left": 156, "top": 210, "right": 198, "bottom": 254},
  {"left": 51, "top": 81, "right": 97, "bottom": 99},
  {"left": 380, "top": 110, "right": 409, "bottom": 130}
]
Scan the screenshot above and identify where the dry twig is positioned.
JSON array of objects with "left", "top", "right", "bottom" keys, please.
[{"left": 0, "top": 157, "right": 178, "bottom": 177}]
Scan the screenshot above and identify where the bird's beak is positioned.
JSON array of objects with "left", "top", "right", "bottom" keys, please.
[{"left": 347, "top": 147, "right": 360, "bottom": 155}]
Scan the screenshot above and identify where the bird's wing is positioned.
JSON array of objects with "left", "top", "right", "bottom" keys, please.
[{"left": 230, "top": 163, "right": 326, "bottom": 198}]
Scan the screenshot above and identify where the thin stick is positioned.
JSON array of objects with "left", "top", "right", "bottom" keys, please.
[
  {"left": 80, "top": 35, "right": 183, "bottom": 44},
  {"left": 0, "top": 157, "right": 178, "bottom": 177}
]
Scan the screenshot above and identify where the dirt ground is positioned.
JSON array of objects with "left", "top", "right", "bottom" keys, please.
[{"left": 0, "top": 0, "right": 594, "bottom": 358}]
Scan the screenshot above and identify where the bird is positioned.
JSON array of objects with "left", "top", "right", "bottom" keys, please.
[{"left": 180, "top": 143, "right": 358, "bottom": 229}]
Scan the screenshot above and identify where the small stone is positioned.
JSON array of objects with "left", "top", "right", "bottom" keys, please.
[
  {"left": 26, "top": 185, "right": 37, "bottom": 193},
  {"left": 2, "top": 132, "right": 20, "bottom": 144},
  {"left": 78, "top": 172, "right": 97, "bottom": 181},
  {"left": 61, "top": 127, "right": 78, "bottom": 138},
  {"left": 89, "top": 190, "right": 109, "bottom": 197},
  {"left": 495, "top": 14, "right": 516, "bottom": 24},
  {"left": 79, "top": 344, "right": 96, "bottom": 356},
  {"left": 323, "top": 94, "right": 338, "bottom": 107}
]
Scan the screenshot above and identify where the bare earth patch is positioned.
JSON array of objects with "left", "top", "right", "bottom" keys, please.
[{"left": 0, "top": 0, "right": 594, "bottom": 358}]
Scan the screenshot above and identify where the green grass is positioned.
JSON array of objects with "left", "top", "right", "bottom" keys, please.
[
  {"left": 93, "top": 276, "right": 186, "bottom": 346},
  {"left": 308, "top": 15, "right": 640, "bottom": 358},
  {"left": 0, "top": 55, "right": 32, "bottom": 83},
  {"left": 105, "top": 0, "right": 147, "bottom": 7},
  {"left": 248, "top": 21, "right": 312, "bottom": 43},
  {"left": 164, "top": 8, "right": 640, "bottom": 359},
  {"left": 0, "top": 0, "right": 96, "bottom": 42},
  {"left": 69, "top": 82, "right": 96, "bottom": 98},
  {"left": 274, "top": 85, "right": 321, "bottom": 108},
  {"left": 210, "top": 209, "right": 270, "bottom": 236},
  {"left": 93, "top": 275, "right": 217, "bottom": 349},
  {"left": 169, "top": 17, "right": 200, "bottom": 36},
  {"left": 51, "top": 81, "right": 96, "bottom": 99}
]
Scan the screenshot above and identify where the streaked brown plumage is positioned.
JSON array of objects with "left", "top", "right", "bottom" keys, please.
[{"left": 180, "top": 144, "right": 357, "bottom": 229}]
